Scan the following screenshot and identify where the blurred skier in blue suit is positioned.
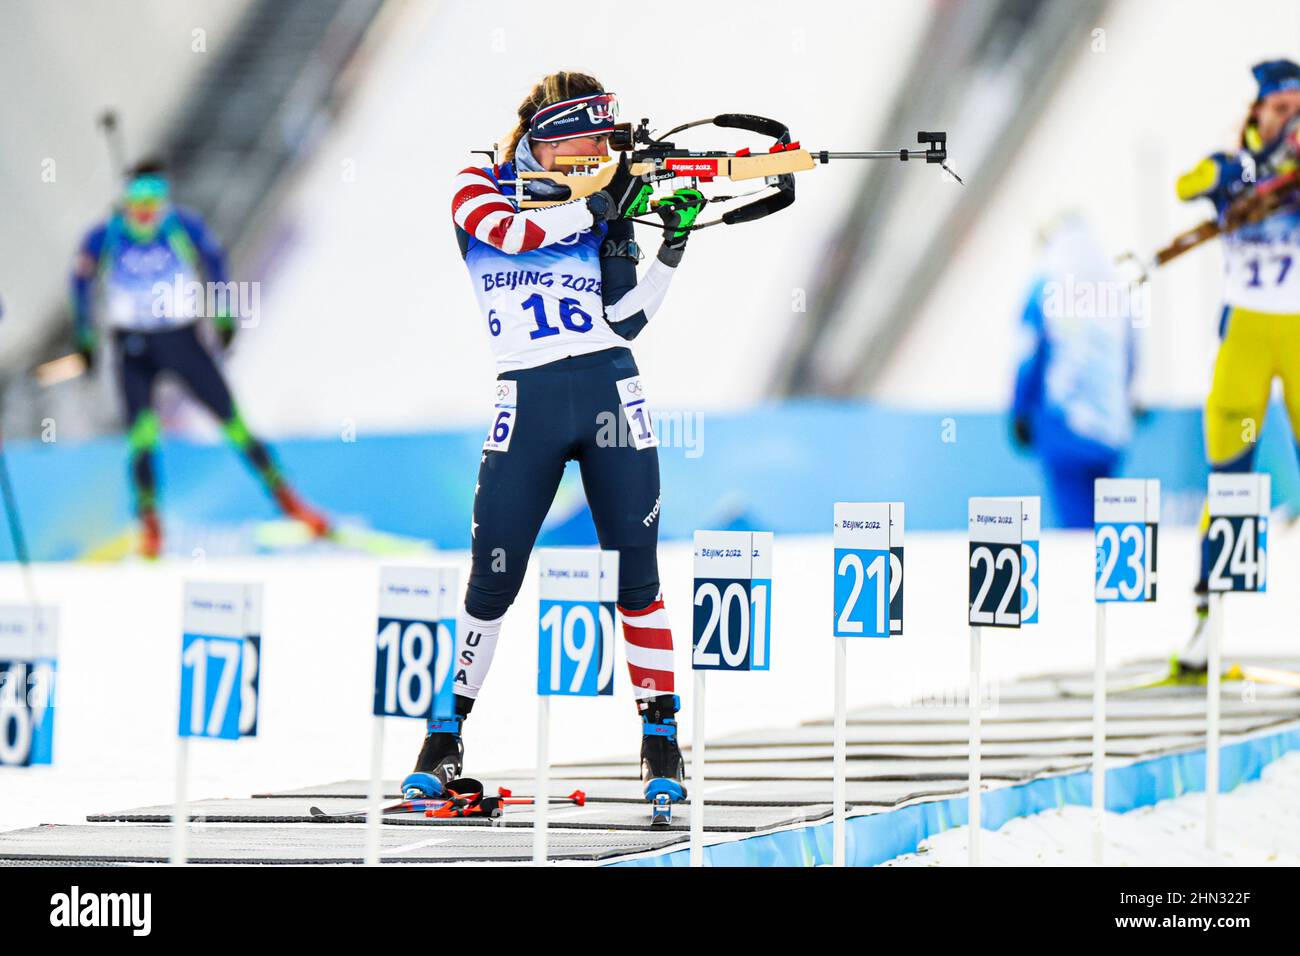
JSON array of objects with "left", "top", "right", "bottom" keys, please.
[{"left": 1011, "top": 214, "right": 1139, "bottom": 528}]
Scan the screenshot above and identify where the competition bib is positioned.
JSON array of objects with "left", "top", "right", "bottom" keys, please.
[
  {"left": 483, "top": 381, "right": 517, "bottom": 453},
  {"left": 1222, "top": 211, "right": 1300, "bottom": 313},
  {"left": 616, "top": 376, "right": 658, "bottom": 451}
]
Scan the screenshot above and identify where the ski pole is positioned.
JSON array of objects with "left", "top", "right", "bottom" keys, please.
[
  {"left": 98, "top": 109, "right": 128, "bottom": 182},
  {"left": 0, "top": 427, "right": 37, "bottom": 605},
  {"left": 496, "top": 787, "right": 586, "bottom": 808}
]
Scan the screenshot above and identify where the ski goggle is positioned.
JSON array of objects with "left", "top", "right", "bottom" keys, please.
[
  {"left": 528, "top": 92, "right": 619, "bottom": 143},
  {"left": 123, "top": 174, "right": 170, "bottom": 205},
  {"left": 121, "top": 175, "right": 169, "bottom": 231}
]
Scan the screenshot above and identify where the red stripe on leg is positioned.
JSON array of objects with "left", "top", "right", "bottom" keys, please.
[
  {"left": 627, "top": 664, "right": 674, "bottom": 696},
  {"left": 619, "top": 599, "right": 666, "bottom": 618},
  {"left": 622, "top": 625, "right": 673, "bottom": 650}
]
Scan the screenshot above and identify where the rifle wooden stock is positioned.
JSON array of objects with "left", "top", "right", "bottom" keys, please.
[
  {"left": 1153, "top": 221, "right": 1222, "bottom": 267},
  {"left": 1153, "top": 168, "right": 1300, "bottom": 268},
  {"left": 34, "top": 352, "right": 87, "bottom": 387},
  {"left": 517, "top": 150, "right": 816, "bottom": 208}
]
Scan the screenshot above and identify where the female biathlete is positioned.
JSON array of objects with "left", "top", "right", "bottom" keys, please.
[
  {"left": 1175, "top": 59, "right": 1300, "bottom": 673},
  {"left": 401, "top": 73, "right": 705, "bottom": 809}
]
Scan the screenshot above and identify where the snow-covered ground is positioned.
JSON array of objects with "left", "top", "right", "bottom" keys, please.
[
  {"left": 1, "top": 524, "right": 1296, "bottom": 860},
  {"left": 883, "top": 751, "right": 1300, "bottom": 867}
]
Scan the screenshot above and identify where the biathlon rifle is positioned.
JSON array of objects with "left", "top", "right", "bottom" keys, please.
[
  {"left": 1121, "top": 120, "right": 1300, "bottom": 282},
  {"left": 1119, "top": 167, "right": 1300, "bottom": 282},
  {"left": 491, "top": 114, "right": 962, "bottom": 230}
]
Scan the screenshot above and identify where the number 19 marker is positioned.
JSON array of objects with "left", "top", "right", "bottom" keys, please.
[{"left": 534, "top": 548, "right": 619, "bottom": 864}]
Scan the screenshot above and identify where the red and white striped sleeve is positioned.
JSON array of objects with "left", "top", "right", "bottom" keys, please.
[{"left": 451, "top": 166, "right": 595, "bottom": 254}]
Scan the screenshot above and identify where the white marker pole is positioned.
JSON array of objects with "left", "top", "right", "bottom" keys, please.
[
  {"left": 833, "top": 636, "right": 847, "bottom": 867},
  {"left": 171, "top": 736, "right": 189, "bottom": 865},
  {"left": 365, "top": 715, "right": 384, "bottom": 865},
  {"left": 1206, "top": 590, "right": 1222, "bottom": 851},
  {"left": 534, "top": 695, "right": 550, "bottom": 865},
  {"left": 968, "top": 625, "right": 981, "bottom": 867},
  {"left": 690, "top": 671, "right": 706, "bottom": 866},
  {"left": 1092, "top": 602, "right": 1107, "bottom": 865}
]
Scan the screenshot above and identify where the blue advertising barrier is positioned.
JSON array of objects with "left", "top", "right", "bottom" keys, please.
[
  {"left": 3, "top": 401, "right": 1296, "bottom": 560},
  {"left": 611, "top": 725, "right": 1300, "bottom": 867}
]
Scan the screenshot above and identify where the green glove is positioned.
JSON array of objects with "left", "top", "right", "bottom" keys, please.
[
  {"left": 655, "top": 187, "right": 706, "bottom": 249},
  {"left": 624, "top": 183, "right": 655, "bottom": 219},
  {"left": 656, "top": 188, "right": 705, "bottom": 235},
  {"left": 75, "top": 328, "right": 97, "bottom": 370},
  {"left": 214, "top": 312, "right": 236, "bottom": 349}
]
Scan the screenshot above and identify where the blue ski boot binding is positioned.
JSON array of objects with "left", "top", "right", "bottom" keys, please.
[
  {"left": 640, "top": 694, "right": 687, "bottom": 827},
  {"left": 401, "top": 713, "right": 465, "bottom": 800}
]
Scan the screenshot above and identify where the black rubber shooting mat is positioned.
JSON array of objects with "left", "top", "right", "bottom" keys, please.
[
  {"left": 86, "top": 798, "right": 833, "bottom": 832},
  {"left": 253, "top": 776, "right": 971, "bottom": 806},
  {"left": 0, "top": 824, "right": 684, "bottom": 864},
  {"left": 2, "top": 656, "right": 1297, "bottom": 865}
]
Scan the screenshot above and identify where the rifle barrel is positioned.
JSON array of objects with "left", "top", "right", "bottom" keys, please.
[{"left": 818, "top": 150, "right": 904, "bottom": 160}]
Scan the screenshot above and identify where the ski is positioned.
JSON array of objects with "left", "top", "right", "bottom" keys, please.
[
  {"left": 1110, "top": 668, "right": 1199, "bottom": 694},
  {"left": 308, "top": 784, "right": 585, "bottom": 822},
  {"left": 311, "top": 777, "right": 489, "bottom": 821},
  {"left": 1225, "top": 663, "right": 1300, "bottom": 690},
  {"left": 254, "top": 519, "right": 435, "bottom": 556},
  {"left": 308, "top": 796, "right": 457, "bottom": 822},
  {"left": 1065, "top": 661, "right": 1300, "bottom": 698}
]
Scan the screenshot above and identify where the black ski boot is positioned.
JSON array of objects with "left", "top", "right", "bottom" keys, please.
[
  {"left": 401, "top": 695, "right": 473, "bottom": 799},
  {"left": 639, "top": 694, "right": 686, "bottom": 826}
]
